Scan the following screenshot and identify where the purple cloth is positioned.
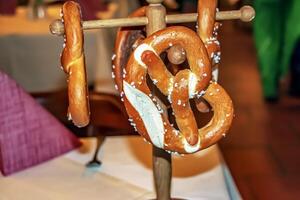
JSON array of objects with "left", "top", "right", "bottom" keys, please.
[
  {"left": 0, "top": 0, "right": 17, "bottom": 15},
  {"left": 0, "top": 71, "right": 81, "bottom": 176}
]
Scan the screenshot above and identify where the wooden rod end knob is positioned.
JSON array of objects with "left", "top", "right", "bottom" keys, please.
[
  {"left": 240, "top": 6, "right": 255, "bottom": 22},
  {"left": 167, "top": 45, "right": 186, "bottom": 65},
  {"left": 49, "top": 19, "right": 64, "bottom": 36}
]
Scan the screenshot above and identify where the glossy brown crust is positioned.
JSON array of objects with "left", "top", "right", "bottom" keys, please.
[
  {"left": 200, "top": 82, "right": 233, "bottom": 148},
  {"left": 61, "top": 1, "right": 90, "bottom": 127},
  {"left": 123, "top": 26, "right": 232, "bottom": 154},
  {"left": 113, "top": 7, "right": 146, "bottom": 93},
  {"left": 197, "top": 0, "right": 221, "bottom": 67},
  {"left": 136, "top": 27, "right": 212, "bottom": 95},
  {"left": 197, "top": 0, "right": 217, "bottom": 42},
  {"left": 196, "top": 0, "right": 220, "bottom": 112}
]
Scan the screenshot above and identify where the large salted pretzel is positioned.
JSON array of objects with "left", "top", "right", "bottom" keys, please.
[
  {"left": 113, "top": 0, "right": 233, "bottom": 154},
  {"left": 60, "top": 1, "right": 90, "bottom": 127}
]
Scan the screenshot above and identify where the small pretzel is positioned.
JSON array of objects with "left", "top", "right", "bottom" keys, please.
[
  {"left": 61, "top": 1, "right": 90, "bottom": 127},
  {"left": 122, "top": 26, "right": 233, "bottom": 154},
  {"left": 195, "top": 0, "right": 221, "bottom": 112},
  {"left": 197, "top": 0, "right": 221, "bottom": 69}
]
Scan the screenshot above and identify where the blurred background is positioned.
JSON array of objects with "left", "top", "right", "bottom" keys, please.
[{"left": 0, "top": 0, "right": 300, "bottom": 199}]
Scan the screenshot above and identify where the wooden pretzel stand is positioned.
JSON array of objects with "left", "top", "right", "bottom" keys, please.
[{"left": 50, "top": 1, "right": 255, "bottom": 199}]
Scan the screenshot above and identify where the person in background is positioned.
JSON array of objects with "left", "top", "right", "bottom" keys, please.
[
  {"left": 230, "top": 0, "right": 300, "bottom": 101},
  {"left": 255, "top": 0, "right": 300, "bottom": 101}
]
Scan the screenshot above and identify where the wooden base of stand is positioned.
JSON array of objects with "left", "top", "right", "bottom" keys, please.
[
  {"left": 152, "top": 146, "right": 188, "bottom": 200},
  {"left": 153, "top": 146, "right": 171, "bottom": 200}
]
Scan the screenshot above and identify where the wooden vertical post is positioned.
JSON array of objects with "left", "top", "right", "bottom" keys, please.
[
  {"left": 146, "top": 0, "right": 166, "bottom": 35},
  {"left": 145, "top": 1, "right": 172, "bottom": 200},
  {"left": 152, "top": 146, "right": 172, "bottom": 200}
]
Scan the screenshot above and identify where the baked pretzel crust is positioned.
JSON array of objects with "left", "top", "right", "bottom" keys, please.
[{"left": 61, "top": 1, "right": 90, "bottom": 127}]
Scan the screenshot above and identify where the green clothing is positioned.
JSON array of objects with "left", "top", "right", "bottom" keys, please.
[{"left": 253, "top": 0, "right": 300, "bottom": 98}]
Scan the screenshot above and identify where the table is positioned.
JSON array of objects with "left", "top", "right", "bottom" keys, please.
[{"left": 0, "top": 137, "right": 241, "bottom": 200}]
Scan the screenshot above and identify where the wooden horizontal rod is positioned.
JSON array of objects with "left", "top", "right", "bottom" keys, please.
[
  {"left": 50, "top": 5, "right": 255, "bottom": 36},
  {"left": 167, "top": 5, "right": 254, "bottom": 23},
  {"left": 84, "top": 16, "right": 148, "bottom": 29}
]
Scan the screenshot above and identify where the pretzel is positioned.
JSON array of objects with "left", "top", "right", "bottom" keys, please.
[
  {"left": 194, "top": 0, "right": 221, "bottom": 113},
  {"left": 122, "top": 26, "right": 233, "bottom": 154},
  {"left": 113, "top": 7, "right": 146, "bottom": 93},
  {"left": 60, "top": 1, "right": 90, "bottom": 127},
  {"left": 198, "top": 0, "right": 221, "bottom": 70}
]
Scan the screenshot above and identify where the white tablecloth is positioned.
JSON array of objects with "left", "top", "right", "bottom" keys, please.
[
  {"left": 0, "top": 6, "right": 98, "bottom": 92},
  {"left": 0, "top": 136, "right": 241, "bottom": 200},
  {"left": 0, "top": 2, "right": 139, "bottom": 93}
]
